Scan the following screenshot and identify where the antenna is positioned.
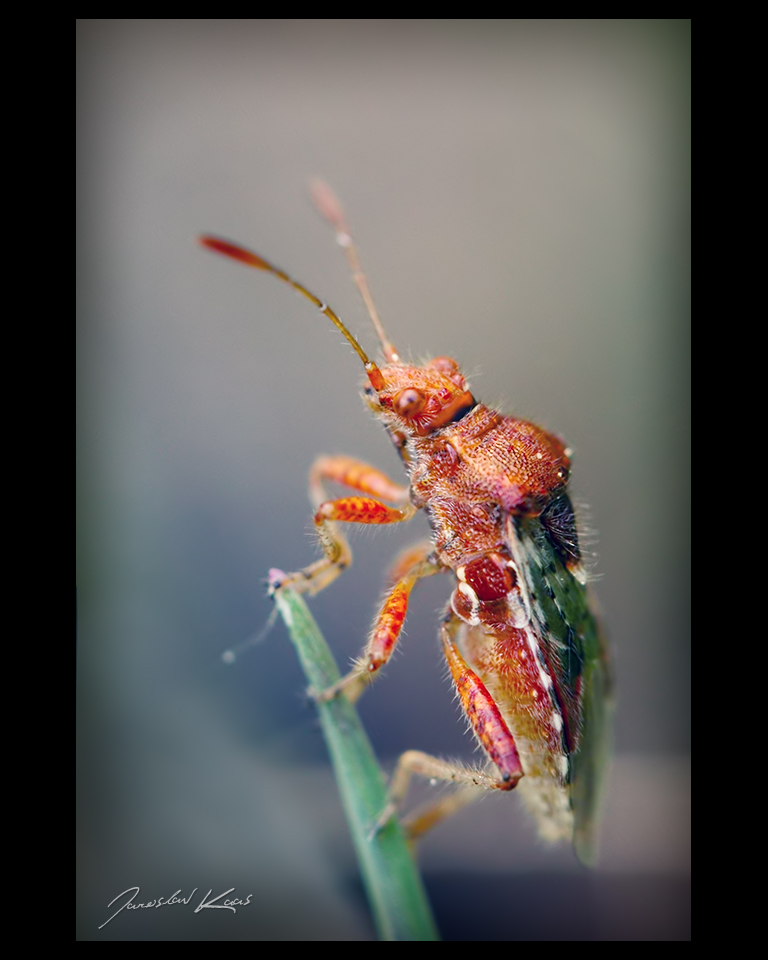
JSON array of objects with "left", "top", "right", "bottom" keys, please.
[
  {"left": 199, "top": 235, "right": 385, "bottom": 391},
  {"left": 310, "top": 180, "right": 400, "bottom": 364}
]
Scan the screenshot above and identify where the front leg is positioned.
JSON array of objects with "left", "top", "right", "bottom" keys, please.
[
  {"left": 309, "top": 455, "right": 409, "bottom": 510},
  {"left": 271, "top": 455, "right": 413, "bottom": 597}
]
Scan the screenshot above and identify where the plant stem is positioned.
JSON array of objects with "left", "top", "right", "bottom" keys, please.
[{"left": 273, "top": 585, "right": 439, "bottom": 942}]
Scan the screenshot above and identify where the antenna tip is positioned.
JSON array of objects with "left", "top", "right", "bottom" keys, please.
[
  {"left": 310, "top": 179, "right": 346, "bottom": 230},
  {"left": 200, "top": 236, "right": 270, "bottom": 271}
]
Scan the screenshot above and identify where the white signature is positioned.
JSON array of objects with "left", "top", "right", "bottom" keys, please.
[{"left": 99, "top": 886, "right": 253, "bottom": 929}]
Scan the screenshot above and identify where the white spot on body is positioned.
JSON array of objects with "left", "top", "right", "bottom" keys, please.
[
  {"left": 458, "top": 582, "right": 478, "bottom": 603},
  {"left": 457, "top": 581, "right": 481, "bottom": 625},
  {"left": 552, "top": 712, "right": 563, "bottom": 733}
]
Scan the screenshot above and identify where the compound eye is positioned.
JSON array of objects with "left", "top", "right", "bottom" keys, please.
[{"left": 394, "top": 388, "right": 425, "bottom": 418}]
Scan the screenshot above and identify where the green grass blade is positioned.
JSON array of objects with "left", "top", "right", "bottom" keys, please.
[{"left": 273, "top": 586, "right": 439, "bottom": 942}]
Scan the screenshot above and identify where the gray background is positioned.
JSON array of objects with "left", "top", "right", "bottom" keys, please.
[{"left": 77, "top": 20, "right": 690, "bottom": 940}]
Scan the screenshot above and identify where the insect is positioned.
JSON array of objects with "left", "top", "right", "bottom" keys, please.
[{"left": 200, "top": 183, "right": 612, "bottom": 865}]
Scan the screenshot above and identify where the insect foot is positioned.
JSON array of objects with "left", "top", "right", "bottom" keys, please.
[
  {"left": 312, "top": 669, "right": 371, "bottom": 706},
  {"left": 267, "top": 568, "right": 287, "bottom": 596}
]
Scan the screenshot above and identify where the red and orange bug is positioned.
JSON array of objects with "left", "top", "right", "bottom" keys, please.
[{"left": 200, "top": 182, "right": 612, "bottom": 864}]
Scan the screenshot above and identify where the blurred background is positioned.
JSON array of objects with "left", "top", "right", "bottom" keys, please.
[{"left": 77, "top": 20, "right": 690, "bottom": 940}]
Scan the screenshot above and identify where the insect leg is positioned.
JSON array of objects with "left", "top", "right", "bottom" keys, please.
[
  {"left": 272, "top": 456, "right": 413, "bottom": 597},
  {"left": 441, "top": 611, "right": 524, "bottom": 786},
  {"left": 402, "top": 783, "right": 483, "bottom": 841},
  {"left": 274, "top": 495, "right": 416, "bottom": 596},
  {"left": 374, "top": 612, "right": 524, "bottom": 838},
  {"left": 309, "top": 455, "right": 410, "bottom": 509},
  {"left": 316, "top": 548, "right": 443, "bottom": 704},
  {"left": 385, "top": 540, "right": 438, "bottom": 584},
  {"left": 373, "top": 752, "right": 510, "bottom": 842}
]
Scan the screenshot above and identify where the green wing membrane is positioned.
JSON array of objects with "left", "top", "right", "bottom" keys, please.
[{"left": 515, "top": 510, "right": 613, "bottom": 866}]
